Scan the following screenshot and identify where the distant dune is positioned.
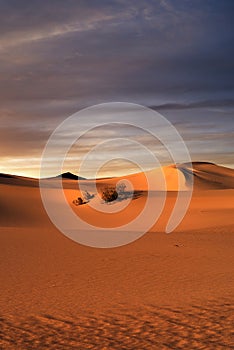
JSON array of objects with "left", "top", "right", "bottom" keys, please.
[
  {"left": 1, "top": 162, "right": 233, "bottom": 191},
  {"left": 96, "top": 162, "right": 234, "bottom": 191},
  {"left": 0, "top": 173, "right": 39, "bottom": 187},
  {"left": 49, "top": 172, "right": 86, "bottom": 181},
  {"left": 0, "top": 162, "right": 233, "bottom": 230},
  {"left": 177, "top": 162, "right": 234, "bottom": 190}
]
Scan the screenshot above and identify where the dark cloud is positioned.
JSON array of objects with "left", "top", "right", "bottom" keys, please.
[
  {"left": 1, "top": 0, "right": 233, "bottom": 102},
  {"left": 151, "top": 99, "right": 234, "bottom": 111},
  {"left": 0, "top": 0, "right": 233, "bottom": 176}
]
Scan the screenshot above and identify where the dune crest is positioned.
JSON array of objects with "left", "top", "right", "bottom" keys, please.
[
  {"left": 176, "top": 162, "right": 234, "bottom": 190},
  {"left": 1, "top": 162, "right": 233, "bottom": 191},
  {"left": 89, "top": 162, "right": 234, "bottom": 192}
]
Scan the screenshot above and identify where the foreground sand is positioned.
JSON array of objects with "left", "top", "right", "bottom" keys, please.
[{"left": 0, "top": 163, "right": 234, "bottom": 349}]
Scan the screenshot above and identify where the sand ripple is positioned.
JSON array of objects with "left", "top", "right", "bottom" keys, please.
[{"left": 1, "top": 300, "right": 233, "bottom": 349}]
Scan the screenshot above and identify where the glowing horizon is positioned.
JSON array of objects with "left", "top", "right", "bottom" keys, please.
[{"left": 0, "top": 1, "right": 233, "bottom": 177}]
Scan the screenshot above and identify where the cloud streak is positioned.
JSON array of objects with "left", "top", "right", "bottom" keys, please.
[{"left": 0, "top": 0, "right": 233, "bottom": 176}]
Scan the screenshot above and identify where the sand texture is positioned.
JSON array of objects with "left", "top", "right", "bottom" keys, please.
[{"left": 0, "top": 163, "right": 234, "bottom": 349}]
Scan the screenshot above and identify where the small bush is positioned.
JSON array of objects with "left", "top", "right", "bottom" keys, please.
[
  {"left": 101, "top": 186, "right": 118, "bottom": 202},
  {"left": 72, "top": 197, "right": 84, "bottom": 206},
  {"left": 116, "top": 182, "right": 126, "bottom": 196},
  {"left": 83, "top": 190, "right": 94, "bottom": 201}
]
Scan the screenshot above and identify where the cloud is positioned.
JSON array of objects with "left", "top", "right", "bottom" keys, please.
[
  {"left": 151, "top": 99, "right": 234, "bottom": 111},
  {"left": 0, "top": 0, "right": 233, "bottom": 176}
]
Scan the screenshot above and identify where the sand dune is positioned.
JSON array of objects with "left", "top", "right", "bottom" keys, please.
[
  {"left": 177, "top": 162, "right": 234, "bottom": 190},
  {"left": 0, "top": 173, "right": 39, "bottom": 187},
  {"left": 1, "top": 162, "right": 233, "bottom": 191},
  {"left": 95, "top": 162, "right": 234, "bottom": 192},
  {"left": 0, "top": 162, "right": 234, "bottom": 348},
  {"left": 1, "top": 162, "right": 233, "bottom": 229}
]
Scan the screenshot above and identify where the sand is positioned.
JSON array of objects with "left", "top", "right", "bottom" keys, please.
[{"left": 0, "top": 163, "right": 234, "bottom": 349}]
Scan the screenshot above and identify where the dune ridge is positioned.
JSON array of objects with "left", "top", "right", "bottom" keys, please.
[
  {"left": 176, "top": 162, "right": 234, "bottom": 190},
  {"left": 1, "top": 162, "right": 234, "bottom": 191}
]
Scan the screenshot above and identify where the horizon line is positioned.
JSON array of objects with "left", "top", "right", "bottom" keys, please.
[{"left": 1, "top": 161, "right": 234, "bottom": 181}]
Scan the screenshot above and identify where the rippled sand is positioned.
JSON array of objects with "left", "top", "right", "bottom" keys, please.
[
  {"left": 0, "top": 164, "right": 234, "bottom": 348},
  {"left": 1, "top": 300, "right": 233, "bottom": 349}
]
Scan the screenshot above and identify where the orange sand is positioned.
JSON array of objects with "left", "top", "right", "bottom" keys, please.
[{"left": 0, "top": 163, "right": 233, "bottom": 349}]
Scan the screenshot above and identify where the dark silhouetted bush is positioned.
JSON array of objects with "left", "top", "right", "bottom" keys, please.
[
  {"left": 72, "top": 197, "right": 84, "bottom": 206},
  {"left": 101, "top": 187, "right": 118, "bottom": 202}
]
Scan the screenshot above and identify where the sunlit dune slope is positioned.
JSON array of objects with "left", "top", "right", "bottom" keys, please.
[
  {"left": 0, "top": 162, "right": 233, "bottom": 230},
  {"left": 82, "top": 162, "right": 234, "bottom": 192}
]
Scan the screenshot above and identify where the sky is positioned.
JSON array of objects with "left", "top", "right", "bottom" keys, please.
[{"left": 0, "top": 0, "right": 233, "bottom": 178}]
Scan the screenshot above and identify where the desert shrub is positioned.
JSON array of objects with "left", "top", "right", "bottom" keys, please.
[
  {"left": 116, "top": 182, "right": 126, "bottom": 195},
  {"left": 72, "top": 197, "right": 84, "bottom": 206},
  {"left": 83, "top": 190, "right": 94, "bottom": 201},
  {"left": 101, "top": 186, "right": 118, "bottom": 202},
  {"left": 77, "top": 197, "right": 84, "bottom": 205}
]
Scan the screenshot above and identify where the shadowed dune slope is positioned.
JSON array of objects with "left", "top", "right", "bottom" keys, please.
[
  {"left": 177, "top": 162, "right": 234, "bottom": 190},
  {"left": 0, "top": 173, "right": 39, "bottom": 187}
]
